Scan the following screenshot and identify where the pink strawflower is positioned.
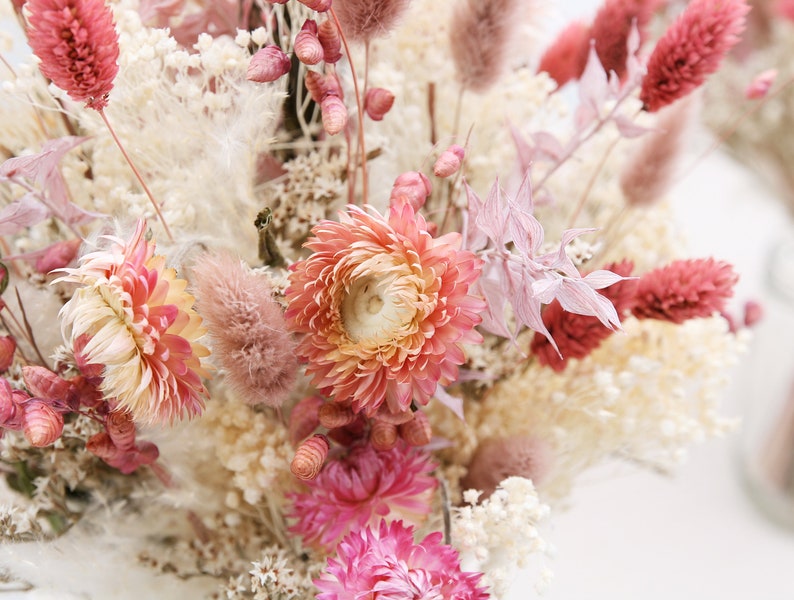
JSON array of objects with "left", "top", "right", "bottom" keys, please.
[
  {"left": 56, "top": 220, "right": 210, "bottom": 425},
  {"left": 285, "top": 204, "right": 484, "bottom": 417},
  {"left": 531, "top": 260, "right": 636, "bottom": 371},
  {"left": 191, "top": 251, "right": 296, "bottom": 408},
  {"left": 639, "top": 0, "right": 749, "bottom": 112},
  {"left": 536, "top": 20, "right": 591, "bottom": 87},
  {"left": 26, "top": 0, "right": 120, "bottom": 111},
  {"left": 632, "top": 258, "right": 738, "bottom": 324},
  {"left": 590, "top": 0, "right": 662, "bottom": 80},
  {"left": 287, "top": 440, "right": 437, "bottom": 552},
  {"left": 314, "top": 520, "right": 489, "bottom": 600},
  {"left": 332, "top": 0, "right": 411, "bottom": 42}
]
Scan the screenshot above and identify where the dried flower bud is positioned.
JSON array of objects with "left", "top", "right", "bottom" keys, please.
[
  {"left": 298, "top": 0, "right": 332, "bottom": 11},
  {"left": 0, "top": 336, "right": 15, "bottom": 373},
  {"left": 22, "top": 400, "right": 64, "bottom": 447},
  {"left": 106, "top": 409, "right": 136, "bottom": 450},
  {"left": 744, "top": 300, "right": 764, "bottom": 327},
  {"left": 745, "top": 68, "right": 777, "bottom": 100},
  {"left": 398, "top": 410, "right": 432, "bottom": 447},
  {"left": 318, "top": 19, "right": 342, "bottom": 64},
  {"left": 0, "top": 379, "right": 20, "bottom": 426},
  {"left": 35, "top": 239, "right": 82, "bottom": 273},
  {"left": 22, "top": 365, "right": 74, "bottom": 403},
  {"left": 247, "top": 45, "right": 291, "bottom": 83},
  {"left": 86, "top": 431, "right": 117, "bottom": 461},
  {"left": 304, "top": 70, "right": 328, "bottom": 103},
  {"left": 318, "top": 402, "right": 357, "bottom": 429},
  {"left": 289, "top": 394, "right": 324, "bottom": 447},
  {"left": 364, "top": 87, "right": 395, "bottom": 121},
  {"left": 0, "top": 261, "right": 8, "bottom": 295},
  {"left": 389, "top": 171, "right": 432, "bottom": 211},
  {"left": 321, "top": 94, "right": 348, "bottom": 135},
  {"left": 369, "top": 419, "right": 398, "bottom": 451},
  {"left": 295, "top": 20, "right": 324, "bottom": 66},
  {"left": 433, "top": 144, "right": 465, "bottom": 178},
  {"left": 291, "top": 433, "right": 330, "bottom": 480}
]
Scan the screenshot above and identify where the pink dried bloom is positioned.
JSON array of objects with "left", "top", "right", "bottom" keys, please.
[
  {"left": 294, "top": 19, "right": 324, "bottom": 65},
  {"left": 332, "top": 0, "right": 410, "bottom": 42},
  {"left": 191, "top": 251, "right": 296, "bottom": 408},
  {"left": 315, "top": 519, "right": 489, "bottom": 600},
  {"left": 620, "top": 98, "right": 693, "bottom": 207},
  {"left": 364, "top": 87, "right": 395, "bottom": 121},
  {"left": 0, "top": 336, "right": 16, "bottom": 373},
  {"left": 369, "top": 419, "right": 398, "bottom": 451},
  {"left": 26, "top": 0, "right": 120, "bottom": 111},
  {"left": 776, "top": 0, "right": 794, "bottom": 20},
  {"left": 56, "top": 220, "right": 210, "bottom": 425},
  {"left": 389, "top": 171, "right": 432, "bottom": 211},
  {"left": 640, "top": 0, "right": 750, "bottom": 112},
  {"left": 590, "top": 0, "right": 662, "bottom": 80},
  {"left": 745, "top": 68, "right": 777, "bottom": 99},
  {"left": 397, "top": 410, "right": 432, "bottom": 447},
  {"left": 291, "top": 433, "right": 330, "bottom": 481},
  {"left": 247, "top": 45, "right": 291, "bottom": 83},
  {"left": 35, "top": 238, "right": 82, "bottom": 273},
  {"left": 433, "top": 144, "right": 465, "bottom": 178},
  {"left": 0, "top": 379, "right": 22, "bottom": 427},
  {"left": 462, "top": 435, "right": 554, "bottom": 499},
  {"left": 320, "top": 94, "right": 348, "bottom": 135},
  {"left": 285, "top": 204, "right": 484, "bottom": 417},
  {"left": 537, "top": 20, "right": 591, "bottom": 87},
  {"left": 450, "top": 0, "right": 524, "bottom": 93},
  {"left": 632, "top": 258, "right": 738, "bottom": 324},
  {"left": 22, "top": 400, "right": 64, "bottom": 447},
  {"left": 318, "top": 19, "right": 342, "bottom": 64},
  {"left": 86, "top": 430, "right": 159, "bottom": 474},
  {"left": 288, "top": 441, "right": 438, "bottom": 552},
  {"left": 298, "top": 0, "right": 331, "bottom": 12},
  {"left": 289, "top": 394, "right": 325, "bottom": 447},
  {"left": 743, "top": 300, "right": 763, "bottom": 327},
  {"left": 531, "top": 260, "right": 637, "bottom": 371}
]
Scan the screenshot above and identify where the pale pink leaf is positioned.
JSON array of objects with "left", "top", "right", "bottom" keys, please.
[
  {"left": 555, "top": 280, "right": 622, "bottom": 329},
  {"left": 434, "top": 386, "right": 465, "bottom": 421},
  {"left": 463, "top": 182, "right": 489, "bottom": 252},
  {"left": 613, "top": 114, "right": 653, "bottom": 138},
  {"left": 0, "top": 193, "right": 49, "bottom": 235},
  {"left": 511, "top": 125, "right": 535, "bottom": 172},
  {"left": 476, "top": 179, "right": 506, "bottom": 246},
  {"left": 575, "top": 45, "right": 609, "bottom": 130},
  {"left": 582, "top": 269, "right": 629, "bottom": 289},
  {"left": 531, "top": 131, "right": 566, "bottom": 161}
]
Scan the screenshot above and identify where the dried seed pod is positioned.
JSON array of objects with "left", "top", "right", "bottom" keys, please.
[
  {"left": 364, "top": 87, "right": 395, "bottom": 121},
  {"left": 389, "top": 171, "right": 432, "bottom": 211},
  {"left": 247, "top": 45, "right": 291, "bottom": 83},
  {"left": 291, "top": 434, "right": 330, "bottom": 480},
  {"left": 373, "top": 406, "right": 415, "bottom": 425},
  {"left": 0, "top": 335, "right": 16, "bottom": 373},
  {"left": 22, "top": 401, "right": 64, "bottom": 447},
  {"left": 106, "top": 410, "right": 136, "bottom": 450},
  {"left": 318, "top": 402, "right": 357, "bottom": 429},
  {"left": 433, "top": 144, "right": 465, "bottom": 178},
  {"left": 398, "top": 410, "right": 432, "bottom": 447},
  {"left": 289, "top": 394, "right": 324, "bottom": 447},
  {"left": 22, "top": 365, "right": 73, "bottom": 402},
  {"left": 298, "top": 0, "right": 332, "bottom": 11},
  {"left": 370, "top": 419, "right": 398, "bottom": 451},
  {"left": 318, "top": 19, "right": 342, "bottom": 63},
  {"left": 86, "top": 431, "right": 117, "bottom": 461},
  {"left": 0, "top": 379, "right": 20, "bottom": 426},
  {"left": 295, "top": 20, "right": 324, "bottom": 66},
  {"left": 321, "top": 94, "right": 348, "bottom": 135}
]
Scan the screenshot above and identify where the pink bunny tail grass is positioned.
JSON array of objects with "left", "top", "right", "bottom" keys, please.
[
  {"left": 590, "top": 0, "right": 664, "bottom": 80},
  {"left": 620, "top": 96, "right": 696, "bottom": 207},
  {"left": 332, "top": 0, "right": 411, "bottom": 42},
  {"left": 450, "top": 0, "right": 526, "bottom": 93},
  {"left": 639, "top": 0, "right": 750, "bottom": 112},
  {"left": 192, "top": 251, "right": 297, "bottom": 408},
  {"left": 536, "top": 20, "right": 591, "bottom": 87},
  {"left": 26, "top": 0, "right": 119, "bottom": 111}
]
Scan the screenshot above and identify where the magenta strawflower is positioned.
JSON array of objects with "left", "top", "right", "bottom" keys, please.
[
  {"left": 287, "top": 440, "right": 437, "bottom": 552},
  {"left": 639, "top": 0, "right": 749, "bottom": 112},
  {"left": 26, "top": 0, "right": 120, "bottom": 111},
  {"left": 285, "top": 203, "right": 484, "bottom": 417},
  {"left": 632, "top": 258, "right": 738, "bottom": 324},
  {"left": 314, "top": 519, "right": 489, "bottom": 600}
]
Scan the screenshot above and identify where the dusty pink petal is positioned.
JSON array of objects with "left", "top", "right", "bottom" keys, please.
[{"left": 26, "top": 0, "right": 120, "bottom": 111}]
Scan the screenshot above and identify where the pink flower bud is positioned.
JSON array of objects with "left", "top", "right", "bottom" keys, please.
[
  {"left": 364, "top": 87, "right": 395, "bottom": 121},
  {"left": 247, "top": 45, "right": 291, "bottom": 83},
  {"left": 298, "top": 0, "right": 332, "bottom": 13},
  {"left": 369, "top": 419, "right": 398, "bottom": 451},
  {"left": 433, "top": 144, "right": 465, "bottom": 178},
  {"left": 86, "top": 431, "right": 117, "bottom": 461},
  {"left": 294, "top": 20, "right": 324, "bottom": 65},
  {"left": 0, "top": 336, "right": 15, "bottom": 373},
  {"left": 398, "top": 410, "right": 432, "bottom": 447},
  {"left": 304, "top": 70, "right": 328, "bottom": 103},
  {"left": 743, "top": 300, "right": 764, "bottom": 327},
  {"left": 318, "top": 19, "right": 342, "bottom": 64},
  {"left": 35, "top": 239, "right": 82, "bottom": 274},
  {"left": 289, "top": 394, "right": 324, "bottom": 447},
  {"left": 318, "top": 402, "right": 357, "bottom": 429},
  {"left": 291, "top": 433, "right": 330, "bottom": 480},
  {"left": 0, "top": 379, "right": 21, "bottom": 426},
  {"left": 321, "top": 94, "right": 348, "bottom": 135},
  {"left": 390, "top": 171, "right": 432, "bottom": 210},
  {"left": 745, "top": 68, "right": 777, "bottom": 100},
  {"left": 106, "top": 410, "right": 136, "bottom": 450},
  {"left": 22, "top": 401, "right": 64, "bottom": 447},
  {"left": 22, "top": 365, "right": 73, "bottom": 402}
]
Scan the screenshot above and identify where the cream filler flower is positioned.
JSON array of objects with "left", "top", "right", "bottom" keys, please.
[
  {"left": 57, "top": 220, "right": 210, "bottom": 424},
  {"left": 285, "top": 203, "right": 485, "bottom": 417}
]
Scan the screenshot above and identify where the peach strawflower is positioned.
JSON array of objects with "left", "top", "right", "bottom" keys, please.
[
  {"left": 285, "top": 203, "right": 484, "bottom": 417},
  {"left": 287, "top": 440, "right": 438, "bottom": 552},
  {"left": 57, "top": 220, "right": 210, "bottom": 425},
  {"left": 26, "top": 0, "right": 120, "bottom": 111},
  {"left": 314, "top": 519, "right": 489, "bottom": 600}
]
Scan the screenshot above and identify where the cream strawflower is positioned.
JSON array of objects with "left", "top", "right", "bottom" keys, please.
[{"left": 57, "top": 220, "right": 210, "bottom": 424}]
